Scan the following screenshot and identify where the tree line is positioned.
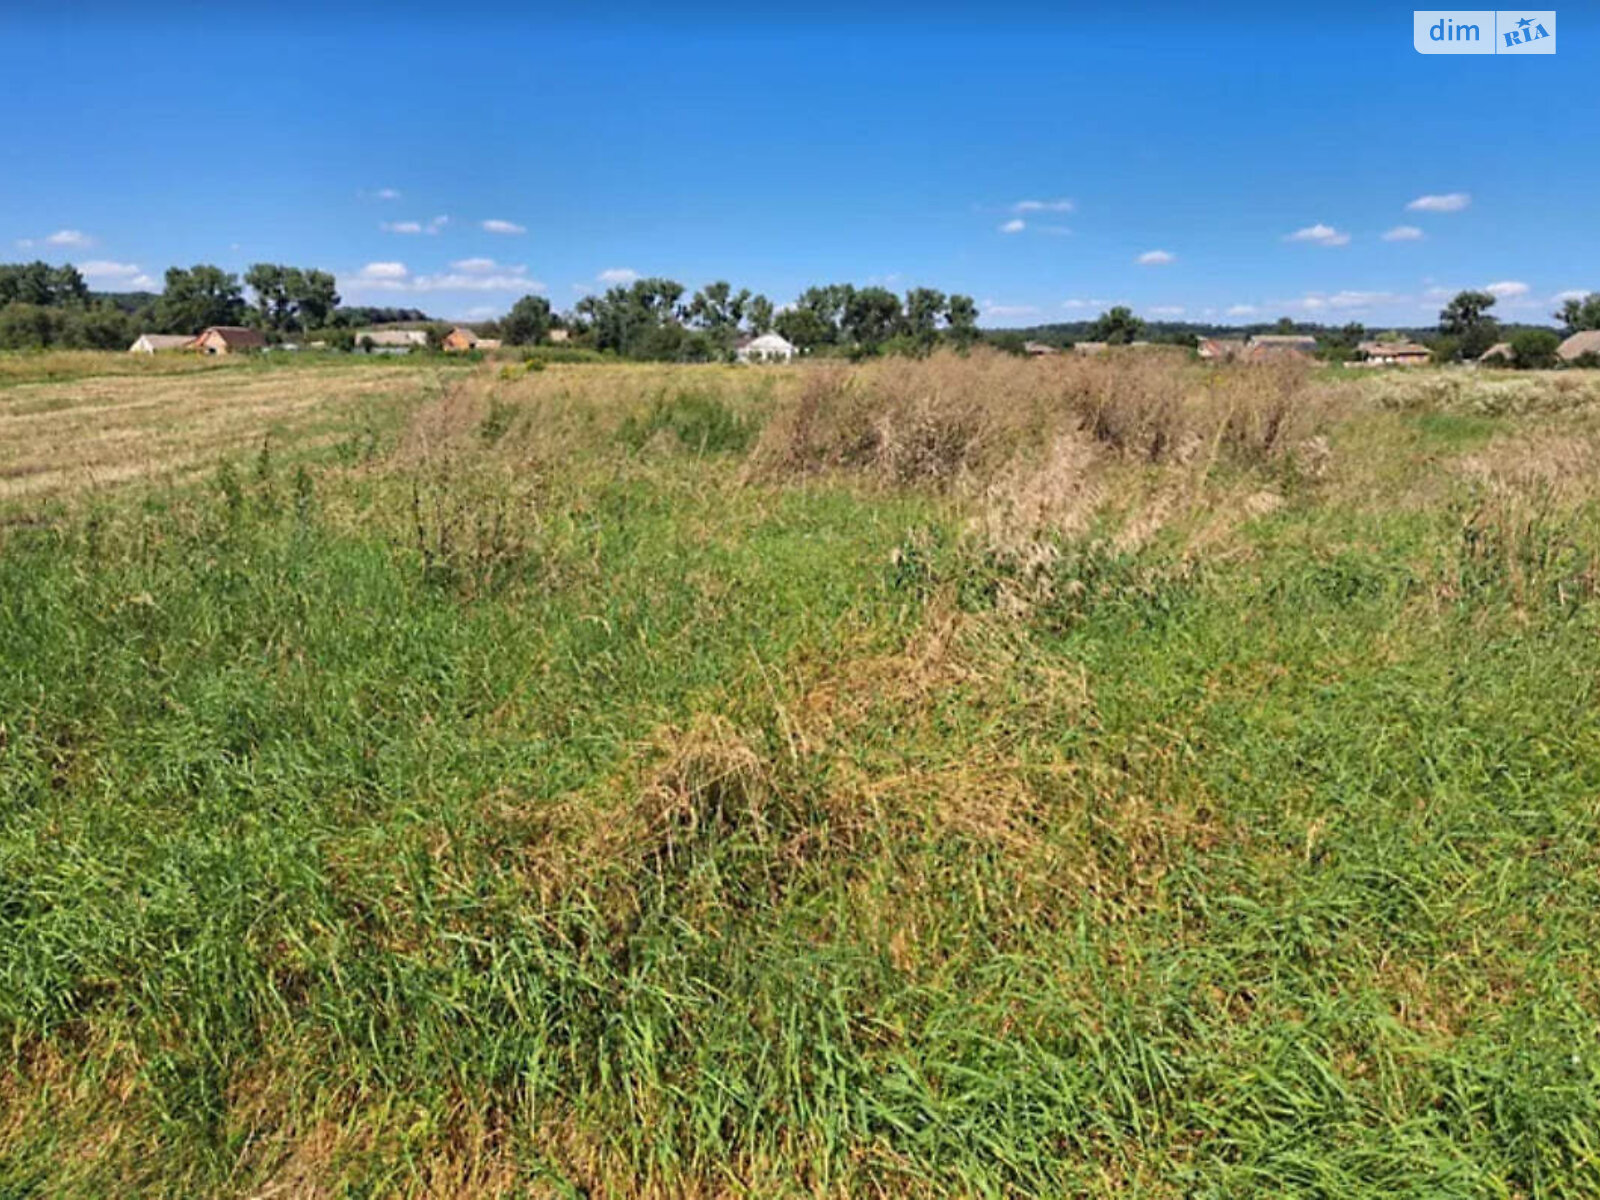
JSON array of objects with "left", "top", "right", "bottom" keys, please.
[{"left": 3, "top": 257, "right": 1597, "bottom": 363}]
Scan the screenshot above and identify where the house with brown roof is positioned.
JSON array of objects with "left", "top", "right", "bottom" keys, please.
[
  {"left": 1477, "top": 342, "right": 1515, "bottom": 366},
  {"left": 1559, "top": 330, "right": 1600, "bottom": 364},
  {"left": 193, "top": 326, "right": 267, "bottom": 355},
  {"left": 1023, "top": 340, "right": 1060, "bottom": 357},
  {"left": 1197, "top": 337, "right": 1246, "bottom": 361},
  {"left": 1356, "top": 340, "right": 1431, "bottom": 366},
  {"left": 1246, "top": 334, "right": 1318, "bottom": 361},
  {"left": 443, "top": 327, "right": 479, "bottom": 352},
  {"left": 128, "top": 333, "right": 194, "bottom": 354}
]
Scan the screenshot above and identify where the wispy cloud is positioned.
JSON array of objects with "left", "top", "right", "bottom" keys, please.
[
  {"left": 1036, "top": 224, "right": 1072, "bottom": 236},
  {"left": 1327, "top": 290, "right": 1397, "bottom": 309},
  {"left": 998, "top": 218, "right": 1026, "bottom": 234},
  {"left": 480, "top": 219, "right": 526, "bottom": 235},
  {"left": 982, "top": 300, "right": 1041, "bottom": 318},
  {"left": 1012, "top": 198, "right": 1074, "bottom": 213},
  {"left": 355, "top": 261, "right": 410, "bottom": 283},
  {"left": 383, "top": 215, "right": 448, "bottom": 235},
  {"left": 1553, "top": 289, "right": 1590, "bottom": 304},
  {"left": 375, "top": 188, "right": 401, "bottom": 200},
  {"left": 1226, "top": 304, "right": 1259, "bottom": 317},
  {"left": 597, "top": 267, "right": 640, "bottom": 285},
  {"left": 1406, "top": 192, "right": 1470, "bottom": 213},
  {"left": 1147, "top": 305, "right": 1185, "bottom": 316},
  {"left": 77, "top": 260, "right": 142, "bottom": 282},
  {"left": 1136, "top": 249, "right": 1175, "bottom": 265},
  {"left": 1486, "top": 280, "right": 1529, "bottom": 299},
  {"left": 1285, "top": 223, "right": 1350, "bottom": 247},
  {"left": 1061, "top": 298, "right": 1108, "bottom": 310},
  {"left": 1382, "top": 225, "right": 1424, "bottom": 241},
  {"left": 348, "top": 259, "right": 543, "bottom": 294}
]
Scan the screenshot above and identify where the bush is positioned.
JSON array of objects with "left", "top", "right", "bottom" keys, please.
[
  {"left": 1509, "top": 329, "right": 1562, "bottom": 370},
  {"left": 619, "top": 390, "right": 759, "bottom": 454}
]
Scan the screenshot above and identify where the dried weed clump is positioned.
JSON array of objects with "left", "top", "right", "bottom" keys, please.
[{"left": 749, "top": 349, "right": 1339, "bottom": 490}]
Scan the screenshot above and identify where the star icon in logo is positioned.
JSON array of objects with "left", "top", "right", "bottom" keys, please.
[{"left": 1516, "top": 16, "right": 1533, "bottom": 28}]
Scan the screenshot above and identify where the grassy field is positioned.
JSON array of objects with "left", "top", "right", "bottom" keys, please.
[{"left": 3, "top": 350, "right": 1600, "bottom": 1197}]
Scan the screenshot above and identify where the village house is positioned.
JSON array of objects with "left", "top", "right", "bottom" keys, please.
[
  {"left": 1356, "top": 340, "right": 1431, "bottom": 366},
  {"left": 443, "top": 327, "right": 480, "bottom": 352},
  {"left": 356, "top": 329, "right": 427, "bottom": 354},
  {"left": 192, "top": 326, "right": 267, "bottom": 355},
  {"left": 127, "top": 333, "right": 194, "bottom": 354},
  {"left": 1023, "top": 340, "right": 1060, "bottom": 357},
  {"left": 735, "top": 332, "right": 796, "bottom": 363},
  {"left": 546, "top": 328, "right": 571, "bottom": 343},
  {"left": 1196, "top": 337, "right": 1246, "bottom": 361},
  {"left": 1071, "top": 341, "right": 1109, "bottom": 355},
  {"left": 1477, "top": 342, "right": 1515, "bottom": 365},
  {"left": 1559, "top": 330, "right": 1600, "bottom": 364},
  {"left": 1246, "top": 334, "right": 1318, "bottom": 361}
]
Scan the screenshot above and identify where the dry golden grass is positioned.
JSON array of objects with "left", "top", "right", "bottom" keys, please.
[{"left": 0, "top": 362, "right": 454, "bottom": 502}]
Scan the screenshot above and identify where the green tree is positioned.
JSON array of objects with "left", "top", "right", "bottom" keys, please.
[
  {"left": 155, "top": 265, "right": 245, "bottom": 334},
  {"left": 745, "top": 294, "right": 774, "bottom": 335},
  {"left": 773, "top": 306, "right": 832, "bottom": 351},
  {"left": 291, "top": 269, "right": 339, "bottom": 330},
  {"left": 0, "top": 261, "right": 88, "bottom": 308},
  {"left": 902, "top": 287, "right": 947, "bottom": 351},
  {"left": 501, "top": 294, "right": 553, "bottom": 346},
  {"left": 1089, "top": 305, "right": 1145, "bottom": 345},
  {"left": 1508, "top": 328, "right": 1561, "bottom": 370},
  {"left": 1555, "top": 292, "right": 1600, "bottom": 334},
  {"left": 843, "top": 286, "right": 903, "bottom": 351},
  {"left": 1439, "top": 289, "right": 1499, "bottom": 360},
  {"left": 944, "top": 294, "right": 979, "bottom": 350}
]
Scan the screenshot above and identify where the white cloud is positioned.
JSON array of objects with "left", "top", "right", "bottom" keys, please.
[
  {"left": 413, "top": 271, "right": 544, "bottom": 293},
  {"left": 1552, "top": 289, "right": 1589, "bottom": 304},
  {"left": 348, "top": 259, "right": 543, "bottom": 294},
  {"left": 383, "top": 215, "right": 448, "bottom": 235},
  {"left": 1383, "top": 225, "right": 1424, "bottom": 241},
  {"left": 1299, "top": 296, "right": 1327, "bottom": 311},
  {"left": 44, "top": 229, "right": 94, "bottom": 248},
  {"left": 375, "top": 188, "right": 401, "bottom": 200},
  {"left": 999, "top": 218, "right": 1026, "bottom": 234},
  {"left": 1147, "top": 305, "right": 1185, "bottom": 316},
  {"left": 1285, "top": 223, "right": 1350, "bottom": 247},
  {"left": 1486, "top": 280, "right": 1529, "bottom": 300},
  {"left": 1407, "top": 192, "right": 1470, "bottom": 213},
  {"left": 481, "top": 219, "right": 526, "bottom": 235},
  {"left": 1226, "top": 304, "right": 1259, "bottom": 317},
  {"left": 1012, "top": 198, "right": 1074, "bottom": 213},
  {"left": 14, "top": 238, "right": 33, "bottom": 249},
  {"left": 1327, "top": 290, "right": 1396, "bottom": 309},
  {"left": 597, "top": 267, "right": 640, "bottom": 285},
  {"left": 464, "top": 305, "right": 499, "bottom": 319},
  {"left": 1137, "top": 249, "right": 1175, "bottom": 265},
  {"left": 1061, "top": 297, "right": 1108, "bottom": 310},
  {"left": 358, "top": 261, "right": 409, "bottom": 280},
  {"left": 76, "top": 260, "right": 143, "bottom": 282},
  {"left": 129, "top": 274, "right": 157, "bottom": 290},
  {"left": 982, "top": 300, "right": 1041, "bottom": 318}
]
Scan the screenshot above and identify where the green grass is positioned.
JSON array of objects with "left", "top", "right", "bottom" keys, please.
[{"left": 3, "top": 359, "right": 1600, "bottom": 1196}]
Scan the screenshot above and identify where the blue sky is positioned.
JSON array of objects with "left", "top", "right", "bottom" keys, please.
[{"left": 3, "top": 1, "right": 1595, "bottom": 327}]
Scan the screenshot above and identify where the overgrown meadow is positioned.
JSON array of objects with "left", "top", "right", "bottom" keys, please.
[{"left": 4, "top": 350, "right": 1600, "bottom": 1197}]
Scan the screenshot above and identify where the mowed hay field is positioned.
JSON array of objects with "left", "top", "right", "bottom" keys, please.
[
  {"left": 0, "top": 356, "right": 463, "bottom": 503},
  {"left": 4, "top": 350, "right": 1600, "bottom": 1197}
]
